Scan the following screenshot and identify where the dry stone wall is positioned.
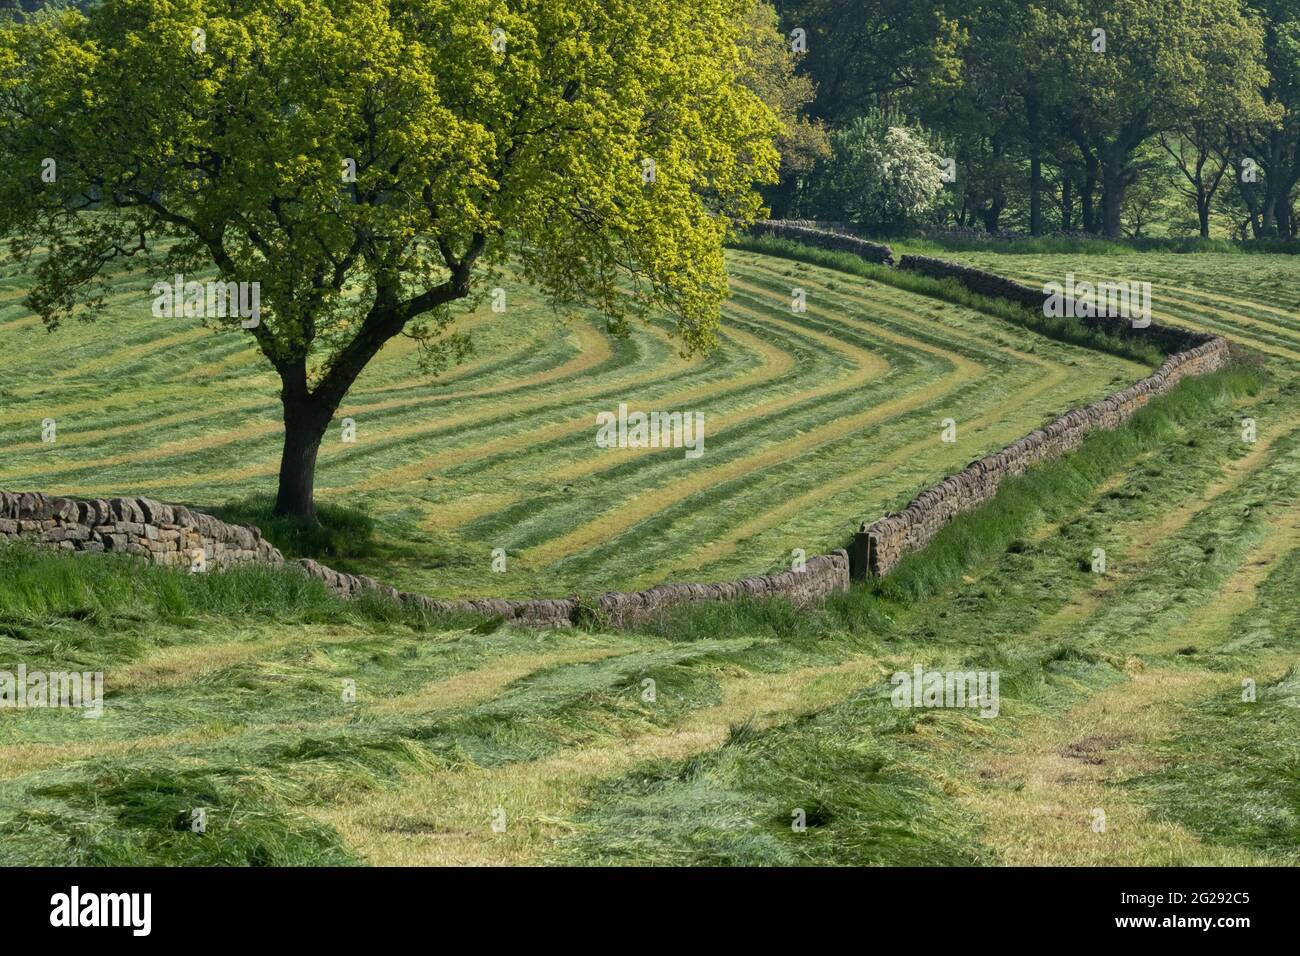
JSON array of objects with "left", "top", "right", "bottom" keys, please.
[
  {"left": 895, "top": 252, "right": 1046, "bottom": 309},
  {"left": 294, "top": 551, "right": 850, "bottom": 629},
  {"left": 746, "top": 221, "right": 1231, "bottom": 578},
  {"left": 853, "top": 337, "right": 1230, "bottom": 576},
  {"left": 0, "top": 490, "right": 848, "bottom": 629},
  {"left": 0, "top": 491, "right": 282, "bottom": 568},
  {"left": 593, "top": 551, "right": 849, "bottom": 628},
  {"left": 895, "top": 253, "right": 1210, "bottom": 354},
  {"left": 749, "top": 219, "right": 894, "bottom": 265}
]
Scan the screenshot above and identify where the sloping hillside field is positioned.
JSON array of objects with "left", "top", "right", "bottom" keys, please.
[
  {"left": 0, "top": 247, "right": 1149, "bottom": 599},
  {"left": 2, "top": 243, "right": 1300, "bottom": 866}
]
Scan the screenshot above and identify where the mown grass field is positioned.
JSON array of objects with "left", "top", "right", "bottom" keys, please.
[
  {"left": 0, "top": 246, "right": 1150, "bottom": 599},
  {"left": 1, "top": 359, "right": 1297, "bottom": 866},
  {"left": 2, "top": 242, "right": 1298, "bottom": 867}
]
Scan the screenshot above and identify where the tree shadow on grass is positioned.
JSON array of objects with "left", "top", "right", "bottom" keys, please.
[
  {"left": 205, "top": 495, "right": 461, "bottom": 581},
  {"left": 207, "top": 495, "right": 378, "bottom": 564}
]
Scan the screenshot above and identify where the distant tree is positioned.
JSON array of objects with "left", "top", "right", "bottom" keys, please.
[
  {"left": 1234, "top": 0, "right": 1300, "bottom": 237},
  {"left": 739, "top": 1, "right": 829, "bottom": 216},
  {"left": 0, "top": 0, "right": 779, "bottom": 522},
  {"left": 1158, "top": 0, "right": 1281, "bottom": 237},
  {"left": 811, "top": 114, "right": 943, "bottom": 234},
  {"left": 740, "top": 1, "right": 828, "bottom": 174},
  {"left": 1119, "top": 145, "right": 1183, "bottom": 237},
  {"left": 1041, "top": 0, "right": 1270, "bottom": 238},
  {"left": 774, "top": 0, "right": 963, "bottom": 123},
  {"left": 927, "top": 0, "right": 1058, "bottom": 235},
  {"left": 1160, "top": 127, "right": 1235, "bottom": 238}
]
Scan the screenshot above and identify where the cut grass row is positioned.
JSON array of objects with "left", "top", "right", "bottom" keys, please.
[{"left": 550, "top": 369, "right": 1300, "bottom": 866}]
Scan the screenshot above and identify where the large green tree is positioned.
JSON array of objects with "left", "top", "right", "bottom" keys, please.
[
  {"left": 0, "top": 0, "right": 779, "bottom": 521},
  {"left": 917, "top": 0, "right": 1032, "bottom": 234},
  {"left": 739, "top": 0, "right": 829, "bottom": 216},
  {"left": 1235, "top": 0, "right": 1300, "bottom": 237},
  {"left": 1043, "top": 0, "right": 1269, "bottom": 237}
]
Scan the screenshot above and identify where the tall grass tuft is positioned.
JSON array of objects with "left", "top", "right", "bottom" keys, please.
[{"left": 0, "top": 542, "right": 466, "bottom": 633}]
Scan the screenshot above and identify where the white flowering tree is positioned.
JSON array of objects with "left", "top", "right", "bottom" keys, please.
[{"left": 813, "top": 116, "right": 944, "bottom": 234}]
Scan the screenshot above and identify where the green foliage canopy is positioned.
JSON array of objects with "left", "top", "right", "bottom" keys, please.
[{"left": 0, "top": 0, "right": 781, "bottom": 365}]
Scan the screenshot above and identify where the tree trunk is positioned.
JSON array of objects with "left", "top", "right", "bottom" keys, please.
[
  {"left": 1026, "top": 80, "right": 1042, "bottom": 236},
  {"left": 1245, "top": 192, "right": 1263, "bottom": 239},
  {"left": 1198, "top": 194, "right": 1211, "bottom": 238},
  {"left": 981, "top": 197, "right": 1004, "bottom": 234},
  {"left": 1080, "top": 162, "right": 1098, "bottom": 233},
  {"left": 1029, "top": 153, "right": 1042, "bottom": 236},
  {"left": 1099, "top": 146, "right": 1129, "bottom": 239},
  {"left": 261, "top": 244, "right": 482, "bottom": 526},
  {"left": 1061, "top": 169, "right": 1073, "bottom": 232},
  {"left": 1262, "top": 192, "right": 1276, "bottom": 237},
  {"left": 274, "top": 397, "right": 332, "bottom": 523},
  {"left": 1100, "top": 181, "right": 1124, "bottom": 238},
  {"left": 765, "top": 173, "right": 799, "bottom": 220},
  {"left": 1277, "top": 176, "right": 1298, "bottom": 237}
]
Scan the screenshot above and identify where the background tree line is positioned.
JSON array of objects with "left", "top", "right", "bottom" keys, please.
[{"left": 762, "top": 0, "right": 1300, "bottom": 240}]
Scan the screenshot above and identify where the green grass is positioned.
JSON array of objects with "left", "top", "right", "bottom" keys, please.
[
  {"left": 551, "top": 367, "right": 1300, "bottom": 866},
  {"left": 3, "top": 761, "right": 363, "bottom": 866},
  {"left": 3, "top": 241, "right": 1299, "bottom": 866},
  {"left": 550, "top": 696, "right": 995, "bottom": 866},
  {"left": 6, "top": 351, "right": 1290, "bottom": 866},
  {"left": 211, "top": 496, "right": 380, "bottom": 564},
  {"left": 548, "top": 631, "right": 1140, "bottom": 866},
  {"left": 638, "top": 363, "right": 1264, "bottom": 640},
  {"left": 1131, "top": 667, "right": 1300, "bottom": 862},
  {"left": 0, "top": 541, "right": 464, "bottom": 644},
  {"left": 873, "top": 363, "right": 1264, "bottom": 603},
  {"left": 1126, "top": 545, "right": 1300, "bottom": 862}
]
